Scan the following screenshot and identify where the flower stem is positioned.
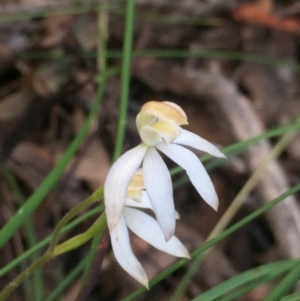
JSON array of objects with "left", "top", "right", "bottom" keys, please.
[
  {"left": 53, "top": 213, "right": 106, "bottom": 256},
  {"left": 0, "top": 186, "right": 104, "bottom": 301},
  {"left": 0, "top": 253, "right": 51, "bottom": 301},
  {"left": 48, "top": 186, "right": 104, "bottom": 253}
]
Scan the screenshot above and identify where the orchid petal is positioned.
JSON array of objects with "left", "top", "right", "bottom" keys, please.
[
  {"left": 140, "top": 191, "right": 154, "bottom": 209},
  {"left": 110, "top": 215, "right": 149, "bottom": 287},
  {"left": 104, "top": 144, "right": 147, "bottom": 232},
  {"left": 143, "top": 148, "right": 175, "bottom": 241},
  {"left": 136, "top": 112, "right": 156, "bottom": 132},
  {"left": 123, "top": 208, "right": 189, "bottom": 258},
  {"left": 174, "top": 129, "right": 225, "bottom": 158},
  {"left": 139, "top": 125, "right": 163, "bottom": 146},
  {"left": 139, "top": 101, "right": 188, "bottom": 125},
  {"left": 157, "top": 143, "right": 219, "bottom": 211},
  {"left": 125, "top": 193, "right": 180, "bottom": 220}
]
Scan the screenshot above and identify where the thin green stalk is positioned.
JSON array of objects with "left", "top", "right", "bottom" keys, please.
[
  {"left": 82, "top": 231, "right": 104, "bottom": 280},
  {"left": 78, "top": 2, "right": 109, "bottom": 288},
  {"left": 76, "top": 0, "right": 136, "bottom": 293},
  {"left": 2, "top": 169, "right": 38, "bottom": 250},
  {"left": 77, "top": 0, "right": 136, "bottom": 293},
  {"left": 0, "top": 205, "right": 103, "bottom": 277},
  {"left": 282, "top": 292, "right": 300, "bottom": 301},
  {"left": 263, "top": 259, "right": 300, "bottom": 301},
  {"left": 97, "top": 5, "right": 108, "bottom": 74},
  {"left": 53, "top": 213, "right": 106, "bottom": 256},
  {"left": 48, "top": 187, "right": 103, "bottom": 253},
  {"left": 191, "top": 260, "right": 296, "bottom": 301},
  {"left": 209, "top": 130, "right": 296, "bottom": 240},
  {"left": 20, "top": 49, "right": 300, "bottom": 74},
  {"left": 0, "top": 253, "right": 51, "bottom": 301},
  {"left": 170, "top": 129, "right": 297, "bottom": 301},
  {"left": 0, "top": 3, "right": 118, "bottom": 24},
  {"left": 108, "top": 49, "right": 300, "bottom": 73},
  {"left": 2, "top": 168, "right": 42, "bottom": 301},
  {"left": 0, "top": 187, "right": 104, "bottom": 301},
  {"left": 112, "top": 0, "right": 136, "bottom": 161}
]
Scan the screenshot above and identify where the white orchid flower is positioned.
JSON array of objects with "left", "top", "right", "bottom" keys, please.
[
  {"left": 104, "top": 101, "right": 225, "bottom": 242},
  {"left": 110, "top": 171, "right": 189, "bottom": 287}
]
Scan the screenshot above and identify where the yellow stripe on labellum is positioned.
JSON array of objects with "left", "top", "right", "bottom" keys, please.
[
  {"left": 128, "top": 169, "right": 145, "bottom": 191},
  {"left": 140, "top": 101, "right": 188, "bottom": 125},
  {"left": 126, "top": 189, "right": 142, "bottom": 202},
  {"left": 152, "top": 120, "right": 181, "bottom": 144},
  {"left": 126, "top": 169, "right": 145, "bottom": 202}
]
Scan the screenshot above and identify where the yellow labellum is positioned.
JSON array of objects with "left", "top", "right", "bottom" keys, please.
[{"left": 140, "top": 101, "right": 188, "bottom": 125}]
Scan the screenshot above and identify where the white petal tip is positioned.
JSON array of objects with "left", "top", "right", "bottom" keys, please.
[
  {"left": 218, "top": 153, "right": 227, "bottom": 159},
  {"left": 212, "top": 148, "right": 227, "bottom": 159},
  {"left": 205, "top": 195, "right": 219, "bottom": 212},
  {"left": 138, "top": 276, "right": 149, "bottom": 289},
  {"left": 129, "top": 270, "right": 149, "bottom": 288},
  {"left": 179, "top": 249, "right": 190, "bottom": 259},
  {"left": 212, "top": 201, "right": 219, "bottom": 211}
]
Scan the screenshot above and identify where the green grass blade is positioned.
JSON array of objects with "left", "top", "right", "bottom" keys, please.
[
  {"left": 0, "top": 206, "right": 103, "bottom": 277},
  {"left": 82, "top": 231, "right": 104, "bottom": 280},
  {"left": 122, "top": 183, "right": 300, "bottom": 301},
  {"left": 53, "top": 213, "right": 106, "bottom": 256},
  {"left": 106, "top": 49, "right": 300, "bottom": 73},
  {"left": 112, "top": 0, "right": 136, "bottom": 161},
  {"left": 191, "top": 260, "right": 296, "bottom": 301},
  {"left": 0, "top": 3, "right": 118, "bottom": 24},
  {"left": 281, "top": 292, "right": 300, "bottom": 301},
  {"left": 2, "top": 168, "right": 43, "bottom": 301},
  {"left": 79, "top": 0, "right": 136, "bottom": 292},
  {"left": 75, "top": 3, "right": 110, "bottom": 291},
  {"left": 22, "top": 49, "right": 300, "bottom": 74},
  {"left": 214, "top": 278, "right": 269, "bottom": 301},
  {"left": 263, "top": 260, "right": 300, "bottom": 301}
]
